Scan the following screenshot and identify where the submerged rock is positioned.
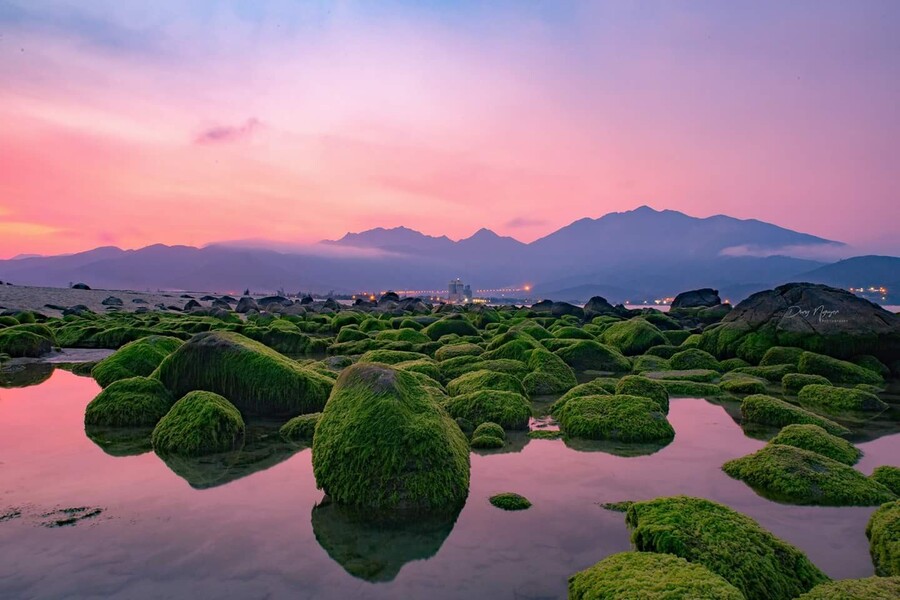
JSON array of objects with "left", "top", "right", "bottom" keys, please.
[
  {"left": 489, "top": 492, "right": 531, "bottom": 511},
  {"left": 312, "top": 363, "right": 470, "bottom": 513},
  {"left": 625, "top": 496, "right": 829, "bottom": 600},
  {"left": 569, "top": 551, "right": 743, "bottom": 600},
  {"left": 151, "top": 390, "right": 245, "bottom": 456}
]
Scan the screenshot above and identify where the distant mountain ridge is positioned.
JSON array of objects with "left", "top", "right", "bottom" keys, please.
[{"left": 0, "top": 206, "right": 890, "bottom": 304}]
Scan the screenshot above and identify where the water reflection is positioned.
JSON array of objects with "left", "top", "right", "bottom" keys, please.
[
  {"left": 562, "top": 436, "right": 671, "bottom": 457},
  {"left": 85, "top": 425, "right": 154, "bottom": 457},
  {"left": 0, "top": 363, "right": 54, "bottom": 388},
  {"left": 311, "top": 497, "right": 460, "bottom": 582}
]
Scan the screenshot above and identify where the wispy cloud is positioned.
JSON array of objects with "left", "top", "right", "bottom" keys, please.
[
  {"left": 719, "top": 243, "right": 850, "bottom": 261},
  {"left": 194, "top": 118, "right": 261, "bottom": 145},
  {"left": 505, "top": 217, "right": 548, "bottom": 228}
]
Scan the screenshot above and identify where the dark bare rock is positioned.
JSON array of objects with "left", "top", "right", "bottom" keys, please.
[
  {"left": 379, "top": 291, "right": 401, "bottom": 304},
  {"left": 300, "top": 295, "right": 314, "bottom": 305},
  {"left": 672, "top": 288, "right": 722, "bottom": 309},
  {"left": 235, "top": 296, "right": 259, "bottom": 313},
  {"left": 257, "top": 295, "right": 292, "bottom": 308},
  {"left": 101, "top": 296, "right": 123, "bottom": 306},
  {"left": 62, "top": 305, "right": 93, "bottom": 316},
  {"left": 132, "top": 298, "right": 148, "bottom": 304},
  {"left": 584, "top": 296, "right": 628, "bottom": 319},
  {"left": 211, "top": 299, "right": 232, "bottom": 310},
  {"left": 183, "top": 299, "right": 201, "bottom": 311},
  {"left": 71, "top": 283, "right": 91, "bottom": 290},
  {"left": 531, "top": 300, "right": 585, "bottom": 319}
]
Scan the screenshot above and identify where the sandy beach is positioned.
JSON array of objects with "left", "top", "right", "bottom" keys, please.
[{"left": 0, "top": 284, "right": 221, "bottom": 317}]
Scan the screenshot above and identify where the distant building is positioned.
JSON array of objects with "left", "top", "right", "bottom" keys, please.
[{"left": 448, "top": 278, "right": 472, "bottom": 303}]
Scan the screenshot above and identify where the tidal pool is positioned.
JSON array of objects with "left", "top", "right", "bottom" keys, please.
[{"left": 1, "top": 368, "right": 897, "bottom": 599}]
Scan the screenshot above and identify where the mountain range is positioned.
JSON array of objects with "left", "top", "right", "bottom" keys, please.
[{"left": 1, "top": 206, "right": 896, "bottom": 303}]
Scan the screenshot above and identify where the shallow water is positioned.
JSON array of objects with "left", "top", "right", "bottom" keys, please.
[{"left": 0, "top": 369, "right": 897, "bottom": 599}]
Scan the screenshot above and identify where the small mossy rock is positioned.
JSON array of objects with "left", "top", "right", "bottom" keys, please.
[
  {"left": 720, "top": 374, "right": 768, "bottom": 395},
  {"left": 91, "top": 335, "right": 183, "bottom": 388},
  {"left": 625, "top": 495, "right": 829, "bottom": 600},
  {"left": 795, "top": 576, "right": 900, "bottom": 600},
  {"left": 359, "top": 349, "right": 427, "bottom": 365},
  {"left": 769, "top": 424, "right": 861, "bottom": 465},
  {"left": 472, "top": 421, "right": 505, "bottom": 441},
  {"left": 798, "top": 384, "right": 888, "bottom": 412},
  {"left": 554, "top": 340, "right": 631, "bottom": 372},
  {"left": 798, "top": 351, "right": 883, "bottom": 385},
  {"left": 669, "top": 348, "right": 720, "bottom": 371},
  {"left": 522, "top": 348, "right": 577, "bottom": 396},
  {"left": 280, "top": 412, "right": 322, "bottom": 442},
  {"left": 556, "top": 395, "right": 674, "bottom": 443},
  {"left": 443, "top": 390, "right": 530, "bottom": 430},
  {"left": 489, "top": 492, "right": 531, "bottom": 511},
  {"left": 154, "top": 331, "right": 333, "bottom": 418},
  {"left": 740, "top": 394, "right": 849, "bottom": 435},
  {"left": 614, "top": 375, "right": 669, "bottom": 413},
  {"left": 871, "top": 466, "right": 900, "bottom": 496},
  {"left": 434, "top": 343, "right": 483, "bottom": 362},
  {"left": 644, "top": 368, "right": 718, "bottom": 383},
  {"left": 568, "top": 551, "right": 744, "bottom": 600},
  {"left": 0, "top": 328, "right": 52, "bottom": 358},
  {"left": 550, "top": 378, "right": 619, "bottom": 417},
  {"left": 723, "top": 444, "right": 895, "bottom": 506},
  {"left": 84, "top": 376, "right": 174, "bottom": 427},
  {"left": 151, "top": 391, "right": 245, "bottom": 456},
  {"left": 867, "top": 500, "right": 900, "bottom": 576},
  {"left": 312, "top": 364, "right": 470, "bottom": 513},
  {"left": 759, "top": 345, "right": 805, "bottom": 367},
  {"left": 446, "top": 369, "right": 525, "bottom": 397},
  {"left": 783, "top": 373, "right": 831, "bottom": 394},
  {"left": 423, "top": 316, "right": 479, "bottom": 341},
  {"left": 470, "top": 435, "right": 504, "bottom": 449},
  {"left": 631, "top": 354, "right": 670, "bottom": 373},
  {"left": 600, "top": 318, "right": 667, "bottom": 356}
]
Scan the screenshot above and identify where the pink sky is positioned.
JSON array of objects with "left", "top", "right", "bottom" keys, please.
[{"left": 0, "top": 1, "right": 898, "bottom": 258}]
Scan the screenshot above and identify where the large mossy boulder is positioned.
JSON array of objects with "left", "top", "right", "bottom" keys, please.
[
  {"left": 723, "top": 444, "right": 896, "bottom": 506},
  {"left": 668, "top": 348, "right": 720, "bottom": 371},
  {"left": 796, "top": 576, "right": 900, "bottom": 600},
  {"left": 0, "top": 327, "right": 52, "bottom": 358},
  {"left": 151, "top": 391, "right": 245, "bottom": 456},
  {"left": 91, "top": 335, "right": 183, "bottom": 388},
  {"left": 625, "top": 496, "right": 829, "bottom": 600},
  {"left": 434, "top": 343, "right": 483, "bottom": 362},
  {"left": 871, "top": 466, "right": 900, "bottom": 496},
  {"left": 312, "top": 363, "right": 470, "bottom": 513},
  {"left": 568, "top": 551, "right": 743, "bottom": 600},
  {"left": 698, "top": 283, "right": 900, "bottom": 364},
  {"left": 84, "top": 376, "right": 174, "bottom": 427},
  {"left": 798, "top": 351, "right": 883, "bottom": 385},
  {"left": 798, "top": 384, "right": 887, "bottom": 413},
  {"left": 740, "top": 394, "right": 849, "bottom": 435},
  {"left": 423, "top": 316, "right": 479, "bottom": 341},
  {"left": 521, "top": 348, "right": 577, "bottom": 396},
  {"left": 614, "top": 375, "right": 669, "bottom": 413},
  {"left": 600, "top": 318, "right": 667, "bottom": 356},
  {"left": 867, "top": 500, "right": 900, "bottom": 576},
  {"left": 154, "top": 331, "right": 333, "bottom": 418},
  {"left": 555, "top": 395, "right": 674, "bottom": 443},
  {"left": 769, "top": 424, "right": 861, "bottom": 465},
  {"left": 554, "top": 340, "right": 630, "bottom": 372},
  {"left": 442, "top": 390, "right": 530, "bottom": 430},
  {"left": 782, "top": 373, "right": 831, "bottom": 394}
]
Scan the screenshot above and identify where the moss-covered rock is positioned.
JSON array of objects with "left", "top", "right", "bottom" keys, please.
[
  {"left": 867, "top": 500, "right": 900, "bottom": 576},
  {"left": 719, "top": 357, "right": 751, "bottom": 371},
  {"left": 434, "top": 343, "right": 483, "bottom": 362},
  {"left": 554, "top": 340, "right": 631, "bottom": 372},
  {"left": 631, "top": 354, "right": 670, "bottom": 373},
  {"left": 442, "top": 390, "right": 530, "bottom": 430},
  {"left": 280, "top": 412, "right": 321, "bottom": 442},
  {"left": 871, "top": 466, "right": 900, "bottom": 496},
  {"left": 91, "top": 335, "right": 183, "bottom": 388},
  {"left": 0, "top": 328, "right": 52, "bottom": 358},
  {"left": 335, "top": 327, "right": 369, "bottom": 343},
  {"left": 719, "top": 373, "right": 768, "bottom": 394},
  {"left": 154, "top": 331, "right": 333, "bottom": 418},
  {"left": 312, "top": 363, "right": 470, "bottom": 513},
  {"left": 84, "top": 376, "right": 174, "bottom": 427},
  {"left": 740, "top": 394, "right": 849, "bottom": 435},
  {"left": 359, "top": 349, "right": 427, "bottom": 365},
  {"left": 446, "top": 369, "right": 525, "bottom": 397},
  {"left": 568, "top": 551, "right": 744, "bottom": 600},
  {"left": 375, "top": 328, "right": 431, "bottom": 345},
  {"left": 783, "top": 373, "right": 831, "bottom": 394},
  {"left": 795, "top": 576, "right": 900, "bottom": 600},
  {"left": 470, "top": 435, "right": 504, "bottom": 449},
  {"left": 759, "top": 346, "right": 805, "bottom": 367},
  {"left": 151, "top": 391, "right": 245, "bottom": 456},
  {"left": 669, "top": 348, "right": 720, "bottom": 371},
  {"left": 423, "top": 316, "right": 479, "bottom": 341},
  {"left": 614, "top": 375, "right": 669, "bottom": 413},
  {"left": 489, "top": 492, "right": 531, "bottom": 511},
  {"left": 625, "top": 495, "right": 829, "bottom": 600},
  {"left": 733, "top": 364, "right": 798, "bottom": 382},
  {"left": 522, "top": 348, "right": 577, "bottom": 396},
  {"left": 769, "top": 424, "right": 861, "bottom": 465},
  {"left": 553, "top": 326, "right": 594, "bottom": 340},
  {"left": 798, "top": 384, "right": 888, "bottom": 412},
  {"left": 799, "top": 351, "right": 883, "bottom": 385},
  {"left": 656, "top": 379, "right": 726, "bottom": 398},
  {"left": 550, "top": 378, "right": 619, "bottom": 416},
  {"left": 723, "top": 444, "right": 895, "bottom": 505},
  {"left": 644, "top": 368, "right": 719, "bottom": 382},
  {"left": 472, "top": 421, "right": 505, "bottom": 441},
  {"left": 600, "top": 318, "right": 667, "bottom": 355},
  {"left": 555, "top": 395, "right": 674, "bottom": 443}
]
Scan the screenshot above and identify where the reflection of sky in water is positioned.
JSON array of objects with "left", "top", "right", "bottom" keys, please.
[{"left": 0, "top": 369, "right": 897, "bottom": 599}]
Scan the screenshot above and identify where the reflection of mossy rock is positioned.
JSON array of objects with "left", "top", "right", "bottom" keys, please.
[
  {"left": 554, "top": 340, "right": 630, "bottom": 372},
  {"left": 723, "top": 444, "right": 895, "bottom": 506},
  {"left": 311, "top": 498, "right": 458, "bottom": 582},
  {"left": 489, "top": 492, "right": 531, "bottom": 511},
  {"left": 569, "top": 551, "right": 743, "bottom": 600},
  {"left": 280, "top": 412, "right": 321, "bottom": 442},
  {"left": 442, "top": 390, "right": 530, "bottom": 430},
  {"left": 312, "top": 364, "right": 470, "bottom": 512},
  {"left": 85, "top": 425, "right": 153, "bottom": 457},
  {"left": 783, "top": 373, "right": 831, "bottom": 394},
  {"left": 866, "top": 500, "right": 899, "bottom": 576},
  {"left": 446, "top": 369, "right": 524, "bottom": 397},
  {"left": 796, "top": 576, "right": 900, "bottom": 600},
  {"left": 154, "top": 331, "right": 333, "bottom": 418},
  {"left": 91, "top": 335, "right": 183, "bottom": 388},
  {"left": 85, "top": 376, "right": 174, "bottom": 427},
  {"left": 152, "top": 391, "right": 245, "bottom": 456},
  {"left": 615, "top": 375, "right": 669, "bottom": 413},
  {"left": 740, "top": 394, "right": 849, "bottom": 435},
  {"left": 0, "top": 363, "right": 54, "bottom": 388},
  {"left": 798, "top": 384, "right": 887, "bottom": 412},
  {"left": 556, "top": 395, "right": 674, "bottom": 443},
  {"left": 769, "top": 424, "right": 861, "bottom": 465},
  {"left": 600, "top": 318, "right": 667, "bottom": 355},
  {"left": 871, "top": 466, "right": 900, "bottom": 496},
  {"left": 626, "top": 496, "right": 829, "bottom": 600},
  {"left": 798, "top": 352, "right": 884, "bottom": 385}
]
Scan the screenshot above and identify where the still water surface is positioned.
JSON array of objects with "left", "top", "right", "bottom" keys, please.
[{"left": 1, "top": 369, "right": 897, "bottom": 599}]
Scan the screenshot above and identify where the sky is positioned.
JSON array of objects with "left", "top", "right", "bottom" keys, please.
[{"left": 0, "top": 0, "right": 898, "bottom": 259}]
